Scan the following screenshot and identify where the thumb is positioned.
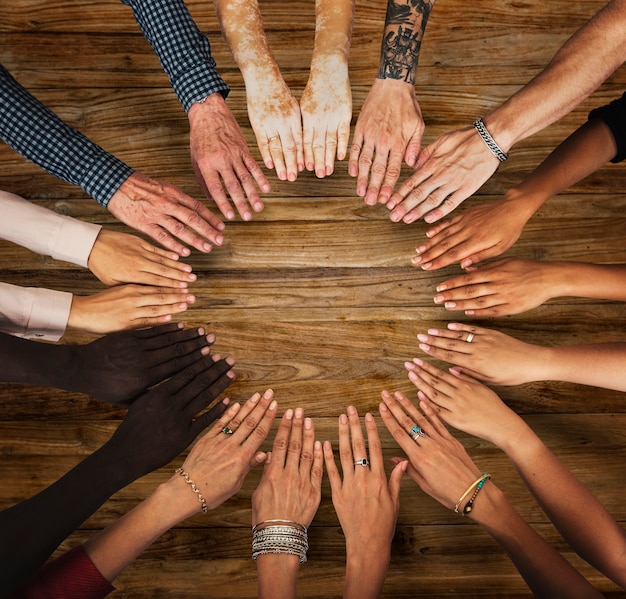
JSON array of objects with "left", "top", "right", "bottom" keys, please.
[{"left": 388, "top": 459, "right": 408, "bottom": 501}]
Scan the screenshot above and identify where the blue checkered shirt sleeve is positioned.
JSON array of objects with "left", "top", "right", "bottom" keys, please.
[
  {"left": 0, "top": 64, "right": 134, "bottom": 208},
  {"left": 121, "top": 0, "right": 230, "bottom": 112}
]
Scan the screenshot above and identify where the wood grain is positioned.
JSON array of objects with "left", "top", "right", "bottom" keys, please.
[{"left": 1, "top": 0, "right": 626, "bottom": 596}]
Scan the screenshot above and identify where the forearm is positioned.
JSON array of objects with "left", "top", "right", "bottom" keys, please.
[
  {"left": 257, "top": 554, "right": 300, "bottom": 599},
  {"left": 470, "top": 484, "right": 603, "bottom": 598},
  {"left": 343, "top": 546, "right": 390, "bottom": 599},
  {"left": 376, "top": 0, "right": 436, "bottom": 85},
  {"left": 213, "top": 0, "right": 279, "bottom": 84},
  {"left": 511, "top": 118, "right": 618, "bottom": 205},
  {"left": 0, "top": 64, "right": 133, "bottom": 207},
  {"left": 310, "top": 0, "right": 355, "bottom": 66},
  {"left": 122, "top": 0, "right": 228, "bottom": 111},
  {"left": 485, "top": 0, "right": 626, "bottom": 152},
  {"left": 500, "top": 429, "right": 626, "bottom": 587},
  {"left": 0, "top": 332, "right": 78, "bottom": 387},
  {"left": 83, "top": 477, "right": 196, "bottom": 582},
  {"left": 0, "top": 441, "right": 135, "bottom": 593}
]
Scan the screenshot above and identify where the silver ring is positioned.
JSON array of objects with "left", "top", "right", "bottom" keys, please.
[
  {"left": 268, "top": 135, "right": 279, "bottom": 144},
  {"left": 410, "top": 425, "right": 426, "bottom": 441},
  {"left": 466, "top": 332, "right": 475, "bottom": 343},
  {"left": 221, "top": 427, "right": 234, "bottom": 435},
  {"left": 354, "top": 458, "right": 368, "bottom": 467}
]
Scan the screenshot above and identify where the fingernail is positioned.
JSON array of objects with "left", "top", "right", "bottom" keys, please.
[
  {"left": 427, "top": 329, "right": 438, "bottom": 335},
  {"left": 408, "top": 371, "right": 418, "bottom": 382},
  {"left": 269, "top": 399, "right": 277, "bottom": 411},
  {"left": 417, "top": 333, "right": 428, "bottom": 342},
  {"left": 285, "top": 408, "right": 294, "bottom": 420},
  {"left": 404, "top": 361, "right": 415, "bottom": 370},
  {"left": 339, "top": 413, "right": 348, "bottom": 424},
  {"left": 250, "top": 392, "right": 260, "bottom": 404},
  {"left": 263, "top": 389, "right": 273, "bottom": 400},
  {"left": 347, "top": 405, "right": 357, "bottom": 416},
  {"left": 436, "top": 284, "right": 447, "bottom": 292},
  {"left": 305, "top": 417, "right": 313, "bottom": 429},
  {"left": 433, "top": 294, "right": 444, "bottom": 304},
  {"left": 216, "top": 235, "right": 224, "bottom": 246},
  {"left": 206, "top": 333, "right": 216, "bottom": 343},
  {"left": 444, "top": 301, "right": 456, "bottom": 309},
  {"left": 466, "top": 310, "right": 475, "bottom": 316},
  {"left": 416, "top": 245, "right": 426, "bottom": 254},
  {"left": 419, "top": 343, "right": 430, "bottom": 352},
  {"left": 227, "top": 211, "right": 235, "bottom": 220},
  {"left": 413, "top": 358, "right": 423, "bottom": 366},
  {"left": 225, "top": 356, "right": 235, "bottom": 366},
  {"left": 379, "top": 402, "right": 388, "bottom": 413},
  {"left": 421, "top": 262, "right": 432, "bottom": 270},
  {"left": 365, "top": 412, "right": 374, "bottom": 422},
  {"left": 448, "top": 323, "right": 460, "bottom": 330},
  {"left": 243, "top": 212, "right": 252, "bottom": 221},
  {"left": 295, "top": 407, "right": 303, "bottom": 419}
]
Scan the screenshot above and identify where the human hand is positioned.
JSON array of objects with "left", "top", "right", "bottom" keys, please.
[
  {"left": 67, "top": 284, "right": 194, "bottom": 334},
  {"left": 171, "top": 389, "right": 278, "bottom": 515},
  {"left": 107, "top": 171, "right": 225, "bottom": 257},
  {"left": 379, "top": 390, "right": 483, "bottom": 511},
  {"left": 109, "top": 352, "right": 235, "bottom": 479},
  {"left": 300, "top": 59, "right": 352, "bottom": 178},
  {"left": 252, "top": 407, "right": 323, "bottom": 528},
  {"left": 413, "top": 322, "right": 550, "bottom": 386},
  {"left": 412, "top": 196, "right": 531, "bottom": 271},
  {"left": 349, "top": 79, "right": 424, "bottom": 206},
  {"left": 387, "top": 125, "right": 501, "bottom": 224},
  {"left": 246, "top": 75, "right": 304, "bottom": 182},
  {"left": 72, "top": 323, "right": 220, "bottom": 406},
  {"left": 403, "top": 358, "right": 524, "bottom": 448},
  {"left": 433, "top": 258, "right": 554, "bottom": 317},
  {"left": 88, "top": 229, "right": 195, "bottom": 289},
  {"left": 188, "top": 93, "right": 271, "bottom": 222},
  {"left": 324, "top": 406, "right": 404, "bottom": 559}
]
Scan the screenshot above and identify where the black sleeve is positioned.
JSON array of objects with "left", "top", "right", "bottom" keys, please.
[{"left": 588, "top": 91, "right": 626, "bottom": 163}]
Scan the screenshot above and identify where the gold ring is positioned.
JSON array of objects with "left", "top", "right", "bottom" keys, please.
[{"left": 268, "top": 135, "right": 280, "bottom": 144}]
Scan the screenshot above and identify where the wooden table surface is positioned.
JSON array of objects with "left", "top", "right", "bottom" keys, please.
[{"left": 1, "top": 1, "right": 625, "bottom": 596}]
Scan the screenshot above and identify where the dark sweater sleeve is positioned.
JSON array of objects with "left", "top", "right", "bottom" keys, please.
[
  {"left": 588, "top": 92, "right": 626, "bottom": 163},
  {"left": 9, "top": 545, "right": 114, "bottom": 599}
]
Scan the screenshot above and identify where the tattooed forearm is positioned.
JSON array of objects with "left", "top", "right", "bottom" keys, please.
[{"left": 377, "top": 0, "right": 436, "bottom": 84}]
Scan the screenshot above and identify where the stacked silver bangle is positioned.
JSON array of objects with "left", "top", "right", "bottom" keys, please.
[
  {"left": 473, "top": 118, "right": 509, "bottom": 162},
  {"left": 252, "top": 519, "right": 309, "bottom": 564}
]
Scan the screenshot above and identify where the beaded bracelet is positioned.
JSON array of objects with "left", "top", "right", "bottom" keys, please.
[
  {"left": 454, "top": 472, "right": 490, "bottom": 514},
  {"left": 175, "top": 467, "right": 208, "bottom": 513},
  {"left": 462, "top": 473, "right": 491, "bottom": 516},
  {"left": 473, "top": 118, "right": 509, "bottom": 162}
]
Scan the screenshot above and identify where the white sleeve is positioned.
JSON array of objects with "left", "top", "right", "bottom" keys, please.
[
  {"left": 0, "top": 190, "right": 102, "bottom": 267},
  {"left": 0, "top": 282, "right": 72, "bottom": 341}
]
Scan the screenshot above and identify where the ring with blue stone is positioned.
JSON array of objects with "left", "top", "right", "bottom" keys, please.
[
  {"left": 354, "top": 457, "right": 369, "bottom": 467},
  {"left": 410, "top": 425, "right": 426, "bottom": 441}
]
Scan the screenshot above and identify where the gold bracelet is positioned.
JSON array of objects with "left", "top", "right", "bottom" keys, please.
[
  {"left": 462, "top": 474, "right": 491, "bottom": 516},
  {"left": 175, "top": 467, "right": 208, "bottom": 513},
  {"left": 454, "top": 472, "right": 489, "bottom": 514}
]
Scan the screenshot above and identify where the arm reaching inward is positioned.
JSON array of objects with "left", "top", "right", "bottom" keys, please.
[
  {"left": 0, "top": 64, "right": 224, "bottom": 256},
  {"left": 300, "top": 0, "right": 355, "bottom": 178},
  {"left": 0, "top": 354, "right": 235, "bottom": 594},
  {"left": 349, "top": 0, "right": 436, "bottom": 206},
  {"left": 407, "top": 359, "right": 626, "bottom": 589},
  {"left": 121, "top": 0, "right": 270, "bottom": 222},
  {"left": 388, "top": 0, "right": 626, "bottom": 224},
  {"left": 379, "top": 390, "right": 605, "bottom": 598}
]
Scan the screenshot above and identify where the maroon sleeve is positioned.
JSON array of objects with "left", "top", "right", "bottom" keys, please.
[{"left": 9, "top": 545, "right": 115, "bottom": 599}]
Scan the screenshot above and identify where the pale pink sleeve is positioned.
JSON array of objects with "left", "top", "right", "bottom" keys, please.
[
  {"left": 0, "top": 190, "right": 101, "bottom": 267},
  {"left": 0, "top": 283, "right": 72, "bottom": 341}
]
